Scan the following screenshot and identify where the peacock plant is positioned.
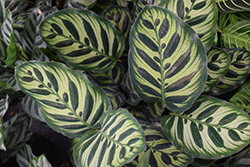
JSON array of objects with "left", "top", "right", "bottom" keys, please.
[{"left": 0, "top": 0, "right": 250, "bottom": 166}]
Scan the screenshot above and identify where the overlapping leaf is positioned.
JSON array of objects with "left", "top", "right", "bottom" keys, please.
[
  {"left": 162, "top": 0, "right": 218, "bottom": 51},
  {"left": 66, "top": 0, "right": 96, "bottom": 9},
  {"left": 132, "top": 121, "right": 192, "bottom": 167},
  {"left": 0, "top": 95, "right": 9, "bottom": 151},
  {"left": 0, "top": 113, "right": 32, "bottom": 165},
  {"left": 230, "top": 81, "right": 250, "bottom": 114},
  {"left": 16, "top": 144, "right": 36, "bottom": 167},
  {"left": 29, "top": 154, "right": 52, "bottom": 167},
  {"left": 15, "top": 61, "right": 111, "bottom": 138},
  {"left": 73, "top": 108, "right": 145, "bottom": 167},
  {"left": 5, "top": 0, "right": 28, "bottom": 16},
  {"left": 131, "top": 0, "right": 162, "bottom": 20},
  {"left": 40, "top": 8, "right": 125, "bottom": 72},
  {"left": 22, "top": 95, "right": 46, "bottom": 122},
  {"left": 129, "top": 5, "right": 207, "bottom": 113},
  {"left": 103, "top": 6, "right": 131, "bottom": 41},
  {"left": 220, "top": 20, "right": 250, "bottom": 51},
  {"left": 204, "top": 47, "right": 230, "bottom": 92},
  {"left": 91, "top": 0, "right": 117, "bottom": 15},
  {"left": 216, "top": 0, "right": 250, "bottom": 13},
  {"left": 209, "top": 48, "right": 250, "bottom": 95},
  {"left": 161, "top": 95, "right": 250, "bottom": 159}
]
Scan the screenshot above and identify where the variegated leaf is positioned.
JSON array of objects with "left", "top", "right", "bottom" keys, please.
[
  {"left": 0, "top": 0, "right": 5, "bottom": 23},
  {"left": 1, "top": 10, "right": 12, "bottom": 46},
  {"left": 39, "top": 8, "right": 125, "bottom": 72},
  {"left": 216, "top": 0, "right": 250, "bottom": 13},
  {"left": 132, "top": 121, "right": 192, "bottom": 167},
  {"left": 129, "top": 5, "right": 207, "bottom": 113},
  {"left": 66, "top": 0, "right": 96, "bottom": 9},
  {"left": 103, "top": 6, "right": 131, "bottom": 41},
  {"left": 73, "top": 108, "right": 145, "bottom": 167},
  {"left": 204, "top": 47, "right": 230, "bottom": 92},
  {"left": 16, "top": 144, "right": 36, "bottom": 167},
  {"left": 0, "top": 113, "right": 32, "bottom": 165},
  {"left": 161, "top": 0, "right": 218, "bottom": 51},
  {"left": 230, "top": 81, "right": 250, "bottom": 114},
  {"left": 29, "top": 154, "right": 52, "bottom": 167},
  {"left": 161, "top": 95, "right": 250, "bottom": 159},
  {"left": 131, "top": 0, "right": 163, "bottom": 20},
  {"left": 91, "top": 0, "right": 117, "bottom": 15},
  {"left": 209, "top": 48, "right": 250, "bottom": 95},
  {"left": 220, "top": 20, "right": 250, "bottom": 51},
  {"left": 5, "top": 0, "right": 28, "bottom": 16},
  {"left": 21, "top": 95, "right": 46, "bottom": 122},
  {"left": 15, "top": 61, "right": 111, "bottom": 138}
]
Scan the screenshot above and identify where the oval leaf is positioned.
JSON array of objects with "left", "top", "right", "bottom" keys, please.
[
  {"left": 73, "top": 108, "right": 145, "bottom": 167},
  {"left": 161, "top": 95, "right": 250, "bottom": 159},
  {"left": 15, "top": 61, "right": 111, "bottom": 138},
  {"left": 39, "top": 8, "right": 125, "bottom": 72},
  {"left": 204, "top": 47, "right": 230, "bottom": 92},
  {"left": 129, "top": 5, "right": 207, "bottom": 113},
  {"left": 163, "top": 0, "right": 218, "bottom": 51},
  {"left": 209, "top": 48, "right": 250, "bottom": 95},
  {"left": 132, "top": 121, "right": 192, "bottom": 167}
]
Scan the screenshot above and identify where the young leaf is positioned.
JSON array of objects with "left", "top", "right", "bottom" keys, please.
[
  {"left": 73, "top": 108, "right": 145, "bottom": 167},
  {"left": 5, "top": 27, "right": 17, "bottom": 67},
  {"left": 15, "top": 61, "right": 111, "bottom": 138},
  {"left": 39, "top": 8, "right": 125, "bottom": 72},
  {"left": 29, "top": 154, "right": 52, "bottom": 167},
  {"left": 216, "top": 0, "right": 250, "bottom": 13},
  {"left": 162, "top": 0, "right": 218, "bottom": 52},
  {"left": 161, "top": 95, "right": 250, "bottom": 159},
  {"left": 129, "top": 5, "right": 207, "bottom": 113}
]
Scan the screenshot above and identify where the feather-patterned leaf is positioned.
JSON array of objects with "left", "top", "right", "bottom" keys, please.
[
  {"left": 161, "top": 0, "right": 218, "bottom": 51},
  {"left": 103, "top": 6, "right": 131, "bottom": 41},
  {"left": 16, "top": 144, "right": 36, "bottom": 167},
  {"left": 132, "top": 121, "right": 192, "bottom": 167},
  {"left": 5, "top": 0, "right": 28, "bottom": 16},
  {"left": 131, "top": 0, "right": 163, "bottom": 20},
  {"left": 1, "top": 10, "right": 12, "bottom": 46},
  {"left": 204, "top": 47, "right": 230, "bottom": 92},
  {"left": 66, "top": 0, "right": 97, "bottom": 9},
  {"left": 209, "top": 48, "right": 250, "bottom": 95},
  {"left": 73, "top": 108, "right": 145, "bottom": 167},
  {"left": 129, "top": 5, "right": 207, "bottom": 113},
  {"left": 39, "top": 8, "right": 125, "bottom": 72},
  {"left": 220, "top": 20, "right": 250, "bottom": 51},
  {"left": 15, "top": 61, "right": 111, "bottom": 138},
  {"left": 161, "top": 95, "right": 250, "bottom": 159},
  {"left": 216, "top": 0, "right": 250, "bottom": 13}
]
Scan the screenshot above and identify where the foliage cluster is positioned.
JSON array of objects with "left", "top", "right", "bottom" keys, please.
[{"left": 1, "top": 0, "right": 250, "bottom": 166}]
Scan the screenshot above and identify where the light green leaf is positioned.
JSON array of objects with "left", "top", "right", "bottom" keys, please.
[
  {"left": 73, "top": 108, "right": 145, "bottom": 167},
  {"left": 204, "top": 47, "right": 230, "bottom": 92},
  {"left": 162, "top": 0, "right": 218, "bottom": 51},
  {"left": 0, "top": 118, "right": 5, "bottom": 151},
  {"left": 16, "top": 144, "right": 36, "bottom": 167},
  {"left": 161, "top": 95, "right": 250, "bottom": 159},
  {"left": 209, "top": 48, "right": 250, "bottom": 95},
  {"left": 216, "top": 0, "right": 250, "bottom": 13},
  {"left": 220, "top": 20, "right": 250, "bottom": 51},
  {"left": 230, "top": 81, "right": 250, "bottom": 114},
  {"left": 136, "top": 142, "right": 152, "bottom": 167},
  {"left": 5, "top": 26, "right": 17, "bottom": 67},
  {"left": 39, "top": 8, "right": 125, "bottom": 72},
  {"left": 132, "top": 121, "right": 192, "bottom": 167},
  {"left": 29, "top": 154, "right": 52, "bottom": 167},
  {"left": 16, "top": 61, "right": 111, "bottom": 138},
  {"left": 129, "top": 5, "right": 207, "bottom": 113}
]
